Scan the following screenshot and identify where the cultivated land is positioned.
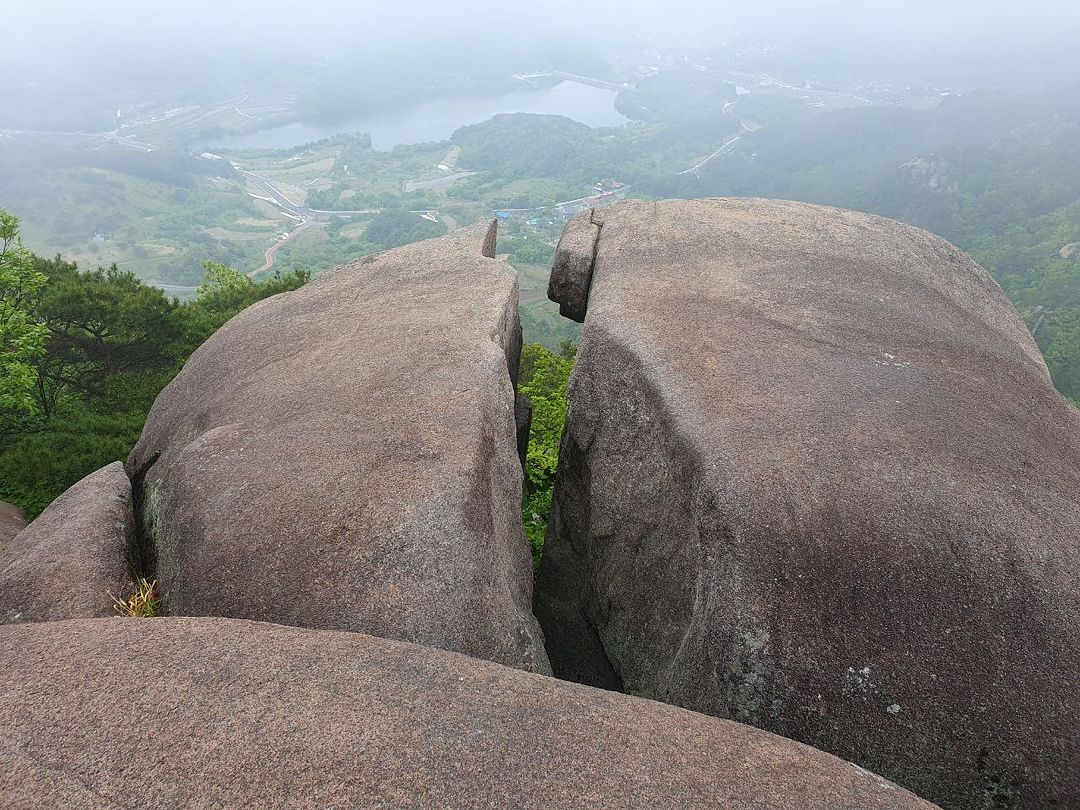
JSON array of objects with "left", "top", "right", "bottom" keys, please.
[{"left": 2, "top": 55, "right": 1077, "bottom": 382}]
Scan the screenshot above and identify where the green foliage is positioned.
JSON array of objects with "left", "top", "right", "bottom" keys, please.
[
  {"left": 0, "top": 245, "right": 309, "bottom": 519},
  {"left": 0, "top": 137, "right": 262, "bottom": 284},
  {"left": 509, "top": 238, "right": 555, "bottom": 266},
  {"left": 270, "top": 230, "right": 381, "bottom": 277},
  {"left": 362, "top": 210, "right": 445, "bottom": 249},
  {"left": 306, "top": 183, "right": 349, "bottom": 211},
  {"left": 0, "top": 401, "right": 147, "bottom": 518},
  {"left": 616, "top": 69, "right": 736, "bottom": 123},
  {"left": 454, "top": 115, "right": 610, "bottom": 184},
  {"left": 180, "top": 260, "right": 309, "bottom": 348},
  {"left": 0, "top": 211, "right": 49, "bottom": 423},
  {"left": 519, "top": 300, "right": 582, "bottom": 352},
  {"left": 1042, "top": 309, "right": 1080, "bottom": 397},
  {"left": 32, "top": 257, "right": 183, "bottom": 418},
  {"left": 519, "top": 341, "right": 576, "bottom": 567}
]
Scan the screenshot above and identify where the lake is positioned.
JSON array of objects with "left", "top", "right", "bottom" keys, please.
[{"left": 204, "top": 81, "right": 628, "bottom": 152}]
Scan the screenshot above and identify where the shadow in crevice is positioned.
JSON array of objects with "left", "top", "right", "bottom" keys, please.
[{"left": 126, "top": 451, "right": 161, "bottom": 590}]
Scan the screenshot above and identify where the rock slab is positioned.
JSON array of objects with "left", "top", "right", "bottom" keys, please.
[
  {"left": 0, "top": 463, "right": 134, "bottom": 624},
  {"left": 128, "top": 224, "right": 548, "bottom": 673},
  {"left": 537, "top": 198, "right": 1080, "bottom": 809},
  {"left": 0, "top": 617, "right": 938, "bottom": 810},
  {"left": 0, "top": 501, "right": 26, "bottom": 546}
]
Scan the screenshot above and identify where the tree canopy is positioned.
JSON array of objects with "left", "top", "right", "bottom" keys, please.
[
  {"left": 0, "top": 211, "right": 49, "bottom": 424},
  {"left": 518, "top": 340, "right": 576, "bottom": 567},
  {"left": 0, "top": 211, "right": 309, "bottom": 518}
]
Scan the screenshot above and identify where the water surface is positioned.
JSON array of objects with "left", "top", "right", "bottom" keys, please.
[{"left": 204, "top": 81, "right": 627, "bottom": 151}]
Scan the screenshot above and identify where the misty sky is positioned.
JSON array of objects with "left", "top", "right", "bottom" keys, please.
[{"left": 5, "top": 0, "right": 1080, "bottom": 110}]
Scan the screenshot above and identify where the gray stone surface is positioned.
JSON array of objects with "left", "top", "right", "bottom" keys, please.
[
  {"left": 0, "top": 617, "right": 938, "bottom": 810},
  {"left": 547, "top": 209, "right": 600, "bottom": 322},
  {"left": 128, "top": 224, "right": 548, "bottom": 673},
  {"left": 0, "top": 501, "right": 25, "bottom": 547},
  {"left": 537, "top": 198, "right": 1080, "bottom": 809},
  {"left": 0, "top": 463, "right": 134, "bottom": 624}
]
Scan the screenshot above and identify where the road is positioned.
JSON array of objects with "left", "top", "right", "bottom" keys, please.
[
  {"left": 234, "top": 164, "right": 472, "bottom": 274},
  {"left": 513, "top": 71, "right": 629, "bottom": 92},
  {"left": 237, "top": 169, "right": 309, "bottom": 218},
  {"left": 404, "top": 171, "right": 474, "bottom": 193},
  {"left": 4, "top": 94, "right": 264, "bottom": 154},
  {"left": 677, "top": 124, "right": 751, "bottom": 176},
  {"left": 0, "top": 127, "right": 156, "bottom": 152},
  {"left": 235, "top": 169, "right": 316, "bottom": 276},
  {"left": 251, "top": 222, "right": 312, "bottom": 277}
]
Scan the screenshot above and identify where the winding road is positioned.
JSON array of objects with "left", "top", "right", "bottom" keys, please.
[
  {"left": 252, "top": 222, "right": 312, "bottom": 277},
  {"left": 676, "top": 124, "right": 750, "bottom": 176},
  {"left": 235, "top": 169, "right": 315, "bottom": 276}
]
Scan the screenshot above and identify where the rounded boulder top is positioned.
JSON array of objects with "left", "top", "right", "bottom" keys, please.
[
  {"left": 0, "top": 616, "right": 939, "bottom": 810},
  {"left": 538, "top": 197, "right": 1080, "bottom": 809}
]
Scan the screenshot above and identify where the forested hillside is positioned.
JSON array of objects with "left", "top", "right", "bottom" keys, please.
[
  {"left": 0, "top": 210, "right": 308, "bottom": 517},
  {"left": 449, "top": 87, "right": 1080, "bottom": 401},
  {"left": 4, "top": 73, "right": 1078, "bottom": 526}
]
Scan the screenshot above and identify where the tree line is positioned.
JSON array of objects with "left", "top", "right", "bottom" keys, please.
[{"left": 0, "top": 209, "right": 309, "bottom": 517}]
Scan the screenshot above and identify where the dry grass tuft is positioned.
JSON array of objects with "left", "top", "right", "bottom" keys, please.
[{"left": 111, "top": 578, "right": 159, "bottom": 618}]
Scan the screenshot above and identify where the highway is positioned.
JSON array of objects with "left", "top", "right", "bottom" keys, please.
[
  {"left": 237, "top": 169, "right": 308, "bottom": 218},
  {"left": 235, "top": 169, "right": 316, "bottom": 276},
  {"left": 676, "top": 123, "right": 752, "bottom": 176},
  {"left": 513, "top": 71, "right": 629, "bottom": 92}
]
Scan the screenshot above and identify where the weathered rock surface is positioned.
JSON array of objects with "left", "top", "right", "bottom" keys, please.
[
  {"left": 536, "top": 198, "right": 1080, "bottom": 809},
  {"left": 0, "top": 463, "right": 134, "bottom": 624},
  {"left": 0, "top": 617, "right": 937, "bottom": 810},
  {"left": 0, "top": 501, "right": 26, "bottom": 546},
  {"left": 547, "top": 209, "right": 600, "bottom": 322},
  {"left": 1059, "top": 241, "right": 1080, "bottom": 260},
  {"left": 127, "top": 224, "right": 548, "bottom": 673}
]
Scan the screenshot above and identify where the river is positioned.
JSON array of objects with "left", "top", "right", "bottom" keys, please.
[{"left": 203, "top": 81, "right": 628, "bottom": 152}]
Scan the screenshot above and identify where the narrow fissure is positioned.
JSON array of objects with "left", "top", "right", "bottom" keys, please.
[
  {"left": 514, "top": 212, "right": 619, "bottom": 683},
  {"left": 517, "top": 340, "right": 576, "bottom": 570},
  {"left": 127, "top": 451, "right": 161, "bottom": 589}
]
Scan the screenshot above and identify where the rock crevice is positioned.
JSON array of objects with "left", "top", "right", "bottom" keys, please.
[
  {"left": 536, "top": 197, "right": 1080, "bottom": 810},
  {"left": 127, "top": 450, "right": 160, "bottom": 590},
  {"left": 125, "top": 223, "right": 549, "bottom": 673},
  {"left": 548, "top": 209, "right": 602, "bottom": 323}
]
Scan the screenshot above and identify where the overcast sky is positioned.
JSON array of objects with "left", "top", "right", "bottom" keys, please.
[
  {"left": 12, "top": 0, "right": 1079, "bottom": 39},
  {"left": 5, "top": 0, "right": 1080, "bottom": 104}
]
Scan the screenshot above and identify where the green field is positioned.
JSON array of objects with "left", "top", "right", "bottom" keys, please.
[{"left": 2, "top": 67, "right": 1078, "bottom": 397}]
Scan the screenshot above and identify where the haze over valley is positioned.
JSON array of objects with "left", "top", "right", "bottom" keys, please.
[
  {"left": 2, "top": 0, "right": 1080, "bottom": 511},
  {"left": 3, "top": 6, "right": 1080, "bottom": 808}
]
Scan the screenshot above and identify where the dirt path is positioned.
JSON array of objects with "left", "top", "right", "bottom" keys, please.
[{"left": 251, "top": 222, "right": 311, "bottom": 277}]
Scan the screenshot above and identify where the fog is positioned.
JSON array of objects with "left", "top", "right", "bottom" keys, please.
[
  {"left": 2, "top": 0, "right": 1079, "bottom": 405},
  {"left": 5, "top": 0, "right": 1080, "bottom": 125}
]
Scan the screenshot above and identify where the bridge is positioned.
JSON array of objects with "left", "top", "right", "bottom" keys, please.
[
  {"left": 494, "top": 187, "right": 633, "bottom": 219},
  {"left": 512, "top": 71, "right": 629, "bottom": 93}
]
